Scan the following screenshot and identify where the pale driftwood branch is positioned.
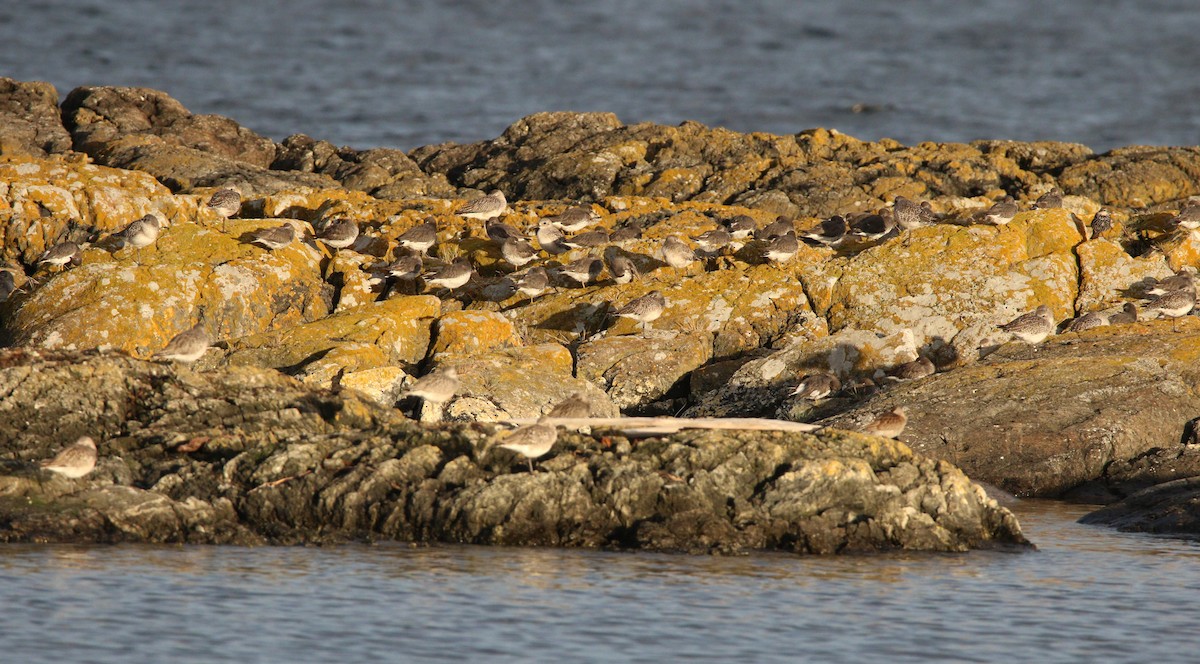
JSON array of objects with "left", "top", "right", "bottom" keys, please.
[{"left": 503, "top": 416, "right": 821, "bottom": 438}]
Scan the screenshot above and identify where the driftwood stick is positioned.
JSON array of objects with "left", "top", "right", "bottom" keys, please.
[{"left": 503, "top": 416, "right": 821, "bottom": 437}]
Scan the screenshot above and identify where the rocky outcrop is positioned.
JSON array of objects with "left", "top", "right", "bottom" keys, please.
[
  {"left": 0, "top": 350, "right": 1026, "bottom": 553},
  {"left": 1079, "top": 476, "right": 1200, "bottom": 535},
  {"left": 0, "top": 78, "right": 72, "bottom": 156}
]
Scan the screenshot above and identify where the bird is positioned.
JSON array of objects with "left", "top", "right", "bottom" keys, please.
[
  {"left": 316, "top": 218, "right": 359, "bottom": 250},
  {"left": 999, "top": 305, "right": 1056, "bottom": 343},
  {"left": 38, "top": 241, "right": 82, "bottom": 269},
  {"left": 692, "top": 228, "right": 732, "bottom": 255},
  {"left": 801, "top": 216, "right": 848, "bottom": 248},
  {"left": 893, "top": 196, "right": 936, "bottom": 230},
  {"left": 755, "top": 216, "right": 794, "bottom": 241},
  {"left": 1065, "top": 311, "right": 1109, "bottom": 333},
  {"left": 884, "top": 355, "right": 935, "bottom": 383},
  {"left": 457, "top": 190, "right": 508, "bottom": 221},
  {"left": 494, "top": 417, "right": 558, "bottom": 473},
  {"left": 1169, "top": 204, "right": 1200, "bottom": 231},
  {"left": 40, "top": 436, "right": 98, "bottom": 479},
  {"left": 763, "top": 230, "right": 799, "bottom": 263},
  {"left": 567, "top": 229, "right": 610, "bottom": 249},
  {"left": 547, "top": 392, "right": 591, "bottom": 419},
  {"left": 153, "top": 322, "right": 212, "bottom": 363},
  {"left": 401, "top": 366, "right": 460, "bottom": 406},
  {"left": 206, "top": 187, "right": 241, "bottom": 232},
  {"left": 662, "top": 236, "right": 697, "bottom": 269},
  {"left": 385, "top": 254, "right": 423, "bottom": 281},
  {"left": 1144, "top": 269, "right": 1195, "bottom": 297},
  {"left": 547, "top": 205, "right": 599, "bottom": 232},
  {"left": 116, "top": 214, "right": 161, "bottom": 263},
  {"left": 849, "top": 212, "right": 895, "bottom": 241},
  {"left": 606, "top": 253, "right": 640, "bottom": 285},
  {"left": 557, "top": 257, "right": 603, "bottom": 287},
  {"left": 1091, "top": 208, "right": 1115, "bottom": 236},
  {"left": 1032, "top": 188, "right": 1064, "bottom": 210},
  {"left": 980, "top": 196, "right": 1018, "bottom": 225},
  {"left": 609, "top": 222, "right": 644, "bottom": 246},
  {"left": 500, "top": 237, "right": 539, "bottom": 268},
  {"left": 513, "top": 267, "right": 549, "bottom": 303},
  {"left": 861, "top": 407, "right": 908, "bottom": 439},
  {"left": 1107, "top": 302, "right": 1138, "bottom": 325},
  {"left": 536, "top": 220, "right": 573, "bottom": 255},
  {"left": 248, "top": 222, "right": 298, "bottom": 251},
  {"left": 614, "top": 290, "right": 666, "bottom": 332},
  {"left": 789, "top": 372, "right": 841, "bottom": 400},
  {"left": 424, "top": 259, "right": 475, "bottom": 291},
  {"left": 396, "top": 218, "right": 438, "bottom": 254},
  {"left": 725, "top": 215, "right": 758, "bottom": 240},
  {"left": 1144, "top": 289, "right": 1195, "bottom": 319}
]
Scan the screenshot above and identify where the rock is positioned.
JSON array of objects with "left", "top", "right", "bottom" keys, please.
[
  {"left": 1075, "top": 237, "right": 1172, "bottom": 314},
  {"left": 431, "top": 310, "right": 520, "bottom": 360},
  {"left": 274, "top": 134, "right": 455, "bottom": 199},
  {"left": 0, "top": 77, "right": 72, "bottom": 156},
  {"left": 0, "top": 349, "right": 1027, "bottom": 552},
  {"left": 577, "top": 332, "right": 712, "bottom": 411},
  {"left": 1058, "top": 145, "right": 1200, "bottom": 209},
  {"left": 818, "top": 320, "right": 1200, "bottom": 501},
  {"left": 1079, "top": 476, "right": 1200, "bottom": 535}
]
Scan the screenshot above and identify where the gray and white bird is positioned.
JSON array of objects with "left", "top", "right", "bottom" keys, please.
[
  {"left": 801, "top": 216, "right": 849, "bottom": 248},
  {"left": 849, "top": 213, "right": 895, "bottom": 241},
  {"left": 536, "top": 220, "right": 573, "bottom": 255},
  {"left": 500, "top": 237, "right": 539, "bottom": 268},
  {"left": 402, "top": 366, "right": 460, "bottom": 405},
  {"left": 1032, "top": 188, "right": 1064, "bottom": 210},
  {"left": 38, "top": 241, "right": 82, "bottom": 268},
  {"left": 1144, "top": 269, "right": 1195, "bottom": 297},
  {"left": 513, "top": 267, "right": 549, "bottom": 303},
  {"left": 661, "top": 236, "right": 697, "bottom": 269},
  {"left": 980, "top": 196, "right": 1019, "bottom": 226},
  {"left": 494, "top": 417, "right": 558, "bottom": 473},
  {"left": 206, "top": 187, "right": 241, "bottom": 232},
  {"left": 547, "top": 392, "right": 591, "bottom": 419},
  {"left": 614, "top": 290, "right": 666, "bottom": 332},
  {"left": 485, "top": 219, "right": 523, "bottom": 244},
  {"left": 725, "top": 215, "right": 758, "bottom": 240},
  {"left": 385, "top": 254, "right": 423, "bottom": 281},
  {"left": 40, "top": 436, "right": 98, "bottom": 479},
  {"left": 692, "top": 228, "right": 733, "bottom": 255},
  {"left": 316, "top": 218, "right": 359, "bottom": 250},
  {"left": 424, "top": 259, "right": 475, "bottom": 291},
  {"left": 547, "top": 205, "right": 599, "bottom": 233},
  {"left": 567, "top": 229, "right": 610, "bottom": 249},
  {"left": 557, "top": 257, "right": 603, "bottom": 287},
  {"left": 606, "top": 253, "right": 640, "bottom": 285},
  {"left": 861, "top": 407, "right": 908, "bottom": 439},
  {"left": 893, "top": 196, "right": 937, "bottom": 230},
  {"left": 1091, "top": 208, "right": 1115, "bottom": 236},
  {"left": 1064, "top": 311, "right": 1110, "bottom": 333},
  {"left": 999, "top": 305, "right": 1056, "bottom": 343},
  {"left": 884, "top": 355, "right": 935, "bottom": 383},
  {"left": 249, "top": 222, "right": 298, "bottom": 251},
  {"left": 1107, "top": 302, "right": 1138, "bottom": 325},
  {"left": 756, "top": 216, "right": 795, "bottom": 241},
  {"left": 153, "top": 322, "right": 212, "bottom": 363},
  {"left": 457, "top": 190, "right": 508, "bottom": 221},
  {"left": 1144, "top": 289, "right": 1195, "bottom": 319},
  {"left": 609, "top": 222, "right": 644, "bottom": 246},
  {"left": 396, "top": 219, "right": 438, "bottom": 254},
  {"left": 789, "top": 372, "right": 841, "bottom": 400},
  {"left": 763, "top": 230, "right": 799, "bottom": 263},
  {"left": 116, "top": 214, "right": 161, "bottom": 263},
  {"left": 1169, "top": 204, "right": 1200, "bottom": 231}
]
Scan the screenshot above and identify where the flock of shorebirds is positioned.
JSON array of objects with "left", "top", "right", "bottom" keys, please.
[{"left": 17, "top": 185, "right": 1200, "bottom": 477}]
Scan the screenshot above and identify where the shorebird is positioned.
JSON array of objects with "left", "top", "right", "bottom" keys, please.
[
  {"left": 316, "top": 218, "right": 359, "bottom": 251},
  {"left": 38, "top": 241, "right": 82, "bottom": 269},
  {"left": 980, "top": 196, "right": 1018, "bottom": 225},
  {"left": 494, "top": 417, "right": 558, "bottom": 473},
  {"left": 1144, "top": 288, "right": 1195, "bottom": 319},
  {"left": 457, "top": 190, "right": 508, "bottom": 221},
  {"left": 567, "top": 229, "right": 610, "bottom": 249},
  {"left": 547, "top": 205, "right": 599, "bottom": 233},
  {"left": 248, "top": 222, "right": 299, "bottom": 251},
  {"left": 1032, "top": 188, "right": 1064, "bottom": 210},
  {"left": 557, "top": 257, "right": 603, "bottom": 287},
  {"left": 396, "top": 218, "right": 438, "bottom": 254},
  {"left": 606, "top": 253, "right": 640, "bottom": 285},
  {"left": 1091, "top": 208, "right": 1114, "bottom": 236},
  {"left": 725, "top": 215, "right": 758, "bottom": 240},
  {"left": 500, "top": 237, "right": 539, "bottom": 268},
  {"left": 1144, "top": 269, "right": 1196, "bottom": 297},
  {"left": 763, "top": 230, "right": 799, "bottom": 263},
  {"left": 801, "top": 216, "right": 848, "bottom": 248},
  {"left": 1064, "top": 311, "right": 1109, "bottom": 333},
  {"left": 1170, "top": 204, "right": 1200, "bottom": 231},
  {"left": 484, "top": 219, "right": 523, "bottom": 243},
  {"left": 662, "top": 236, "right": 696, "bottom": 269},
  {"left": 789, "top": 372, "right": 841, "bottom": 400},
  {"left": 755, "top": 216, "right": 794, "bottom": 241},
  {"left": 40, "top": 436, "right": 98, "bottom": 479},
  {"left": 424, "top": 259, "right": 475, "bottom": 292},
  {"left": 609, "top": 222, "right": 644, "bottom": 246},
  {"left": 402, "top": 366, "right": 460, "bottom": 419},
  {"left": 153, "top": 322, "right": 212, "bottom": 363},
  {"left": 614, "top": 290, "right": 666, "bottom": 332},
  {"left": 1107, "top": 302, "right": 1138, "bottom": 325},
  {"left": 861, "top": 407, "right": 908, "bottom": 439},
  {"left": 893, "top": 196, "right": 936, "bottom": 230},
  {"left": 547, "top": 391, "right": 591, "bottom": 419},
  {"left": 999, "top": 305, "right": 1056, "bottom": 344},
  {"left": 116, "top": 214, "right": 161, "bottom": 263},
  {"left": 848, "top": 212, "right": 894, "bottom": 241},
  {"left": 692, "top": 228, "right": 732, "bottom": 255},
  {"left": 206, "top": 187, "right": 241, "bottom": 232},
  {"left": 884, "top": 355, "right": 935, "bottom": 383},
  {"left": 513, "top": 267, "right": 549, "bottom": 303},
  {"left": 385, "top": 254, "right": 423, "bottom": 281},
  {"left": 536, "top": 220, "right": 573, "bottom": 255}
]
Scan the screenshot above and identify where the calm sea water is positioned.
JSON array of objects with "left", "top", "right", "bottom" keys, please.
[
  {"left": 2, "top": 502, "right": 1198, "bottom": 663},
  {"left": 2, "top": 0, "right": 1199, "bottom": 151}
]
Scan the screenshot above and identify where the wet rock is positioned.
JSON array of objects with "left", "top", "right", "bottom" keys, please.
[
  {"left": 0, "top": 77, "right": 72, "bottom": 156},
  {"left": 0, "top": 349, "right": 1026, "bottom": 553},
  {"left": 1079, "top": 476, "right": 1200, "bottom": 535}
]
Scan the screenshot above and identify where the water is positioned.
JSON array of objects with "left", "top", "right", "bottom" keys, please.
[
  {"left": 2, "top": 502, "right": 1198, "bottom": 663},
  {"left": 2, "top": 1, "right": 1199, "bottom": 152}
]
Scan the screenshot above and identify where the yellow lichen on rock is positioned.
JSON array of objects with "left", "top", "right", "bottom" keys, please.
[{"left": 431, "top": 310, "right": 520, "bottom": 360}]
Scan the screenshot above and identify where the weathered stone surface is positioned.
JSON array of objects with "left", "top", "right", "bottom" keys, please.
[
  {"left": 274, "top": 134, "right": 456, "bottom": 198},
  {"left": 0, "top": 78, "right": 72, "bottom": 156},
  {"left": 0, "top": 350, "right": 1026, "bottom": 553},
  {"left": 1079, "top": 476, "right": 1200, "bottom": 535},
  {"left": 431, "top": 310, "right": 520, "bottom": 360},
  {"left": 1058, "top": 145, "right": 1200, "bottom": 209},
  {"left": 819, "top": 320, "right": 1200, "bottom": 501},
  {"left": 577, "top": 332, "right": 713, "bottom": 411}
]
